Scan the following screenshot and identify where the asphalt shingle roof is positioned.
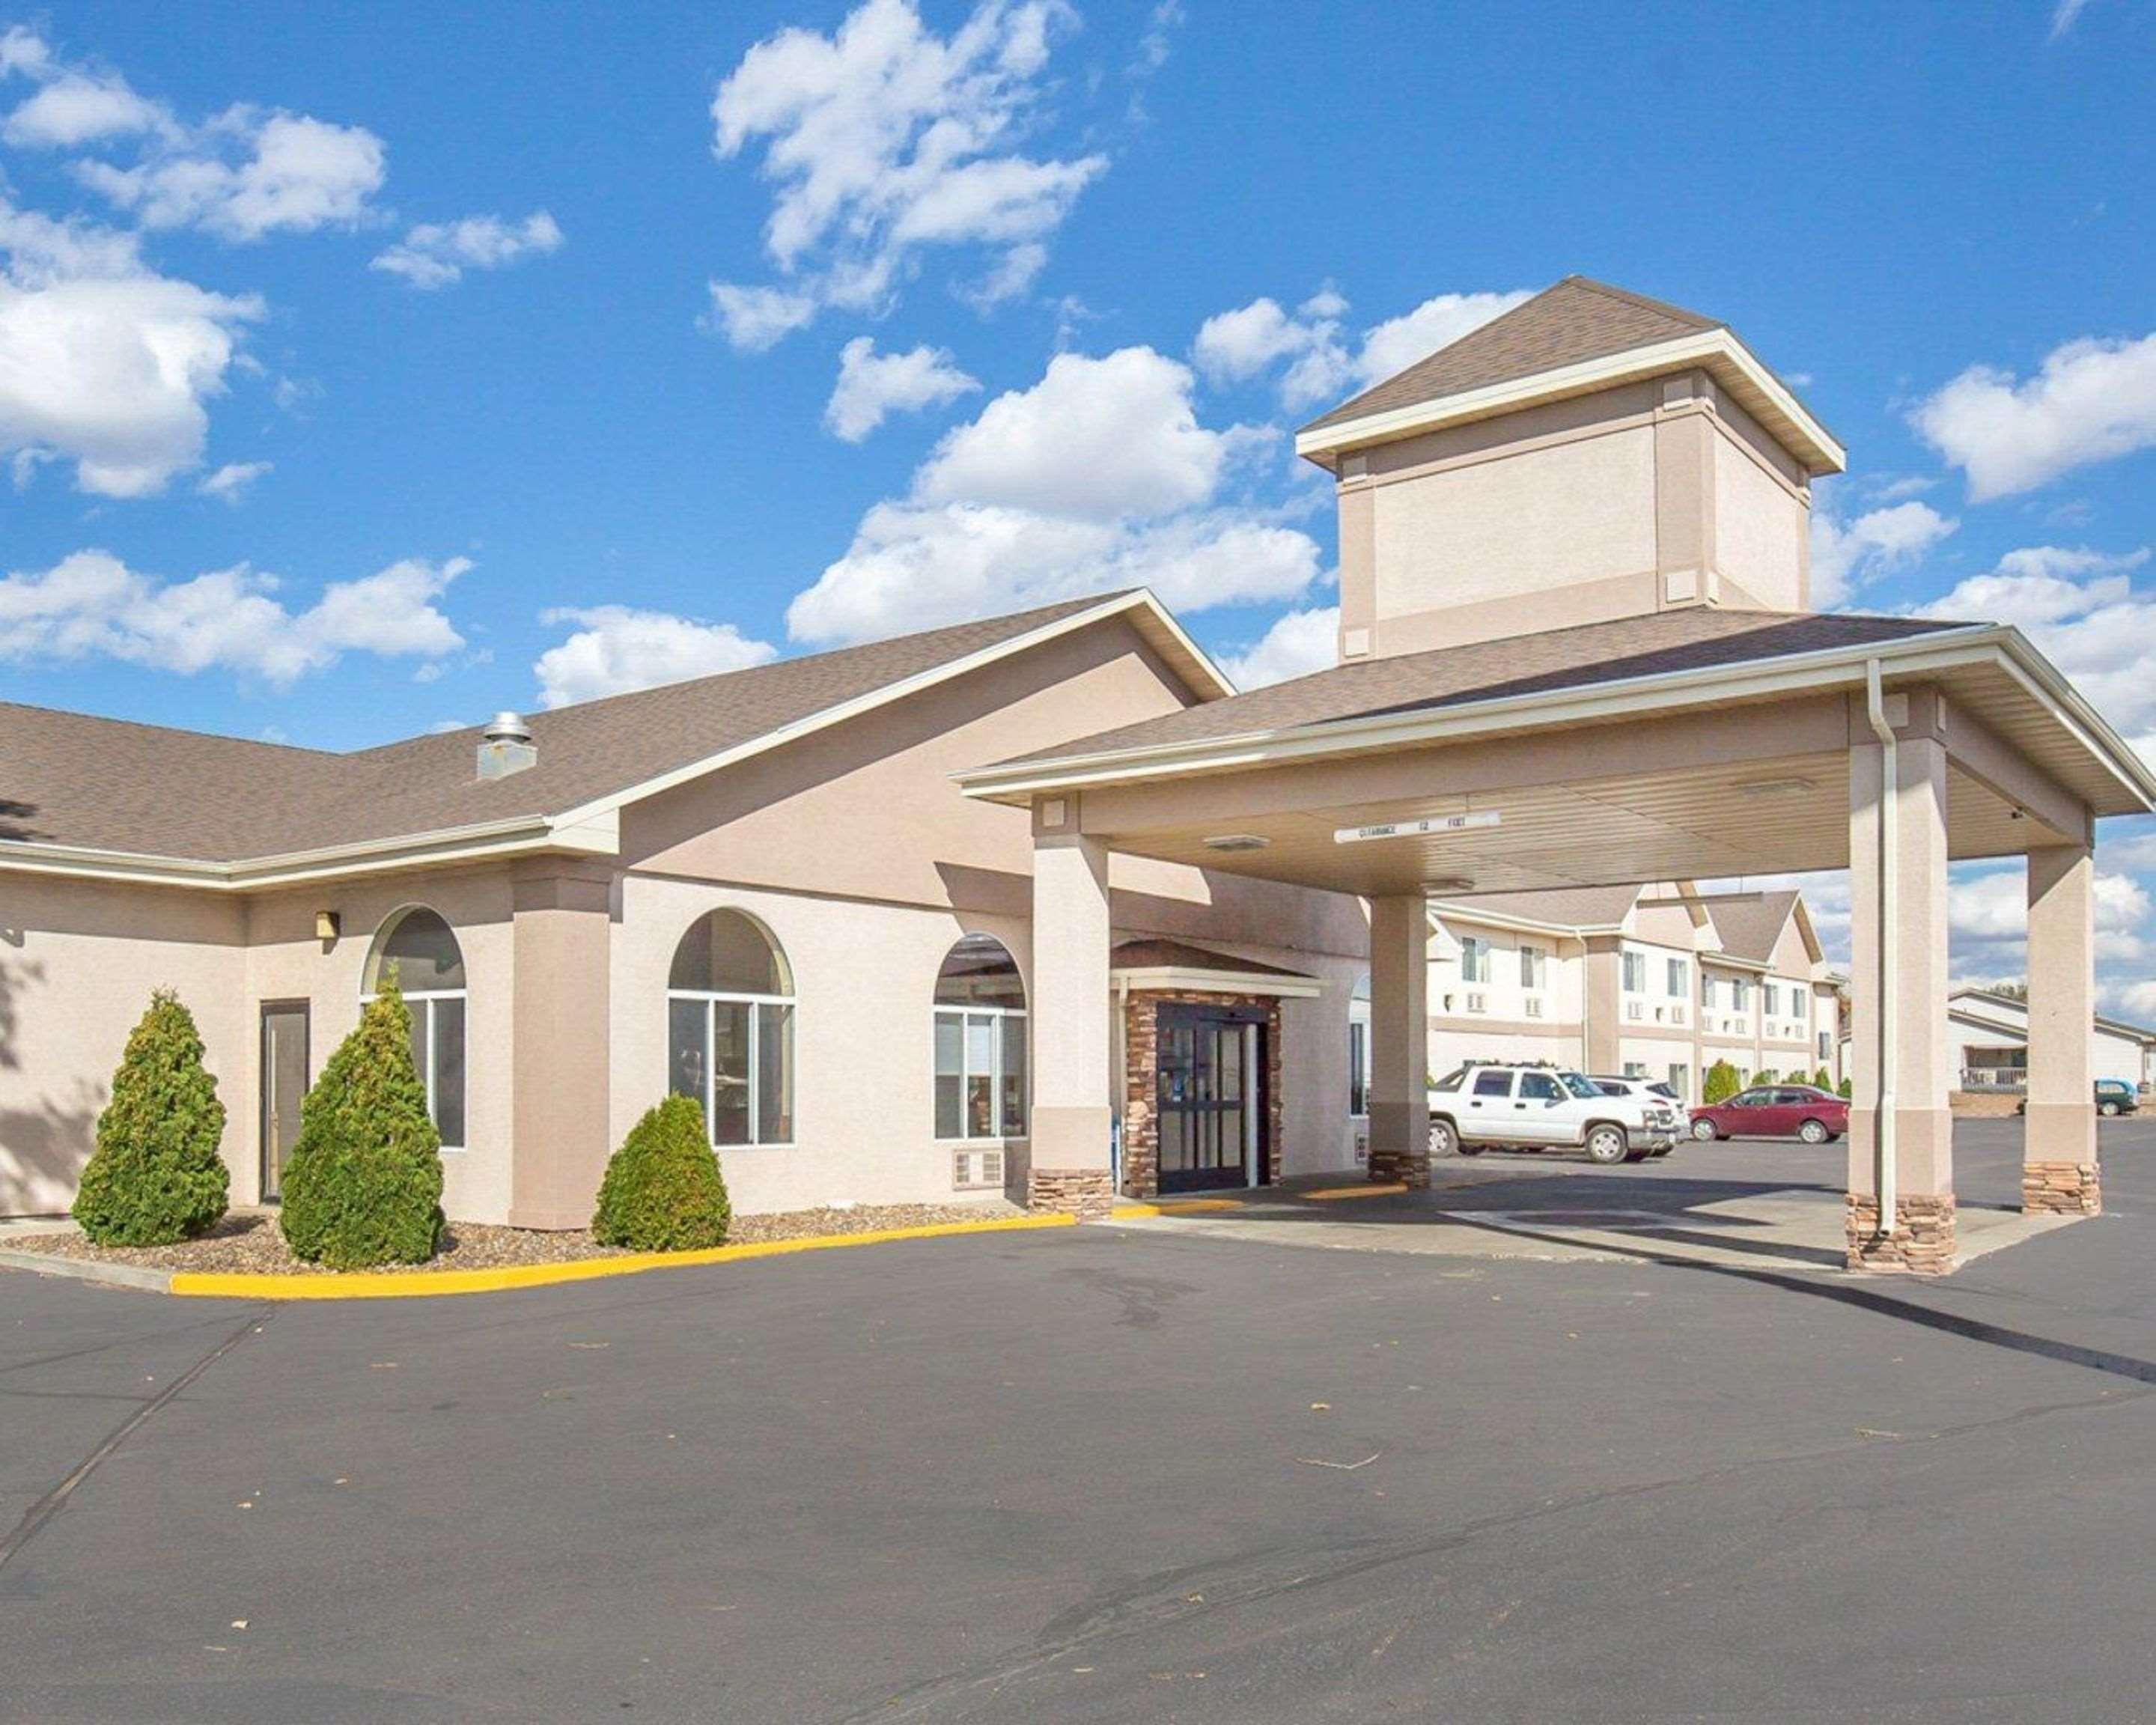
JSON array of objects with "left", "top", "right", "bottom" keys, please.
[
  {"left": 992, "top": 609, "right": 1972, "bottom": 771},
  {"left": 0, "top": 594, "right": 1120, "bottom": 862}
]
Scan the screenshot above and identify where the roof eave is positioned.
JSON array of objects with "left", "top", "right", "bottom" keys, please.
[
  {"left": 1294, "top": 328, "right": 1847, "bottom": 476},
  {"left": 957, "top": 623, "right": 2021, "bottom": 803}
]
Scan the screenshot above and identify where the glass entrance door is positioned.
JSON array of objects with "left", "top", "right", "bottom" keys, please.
[
  {"left": 1156, "top": 1003, "right": 1267, "bottom": 1193},
  {"left": 260, "top": 1003, "right": 309, "bottom": 1202}
]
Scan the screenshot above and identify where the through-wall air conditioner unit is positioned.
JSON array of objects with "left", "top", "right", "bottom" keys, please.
[
  {"left": 1524, "top": 997, "right": 1543, "bottom": 1019},
  {"left": 951, "top": 1149, "right": 1005, "bottom": 1190},
  {"left": 1465, "top": 993, "right": 1487, "bottom": 1014}
]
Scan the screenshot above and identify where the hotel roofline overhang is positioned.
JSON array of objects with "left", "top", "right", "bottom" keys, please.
[
  {"left": 1292, "top": 327, "right": 1848, "bottom": 476},
  {"left": 0, "top": 588, "right": 1231, "bottom": 894},
  {"left": 954, "top": 624, "right": 2156, "bottom": 820}
]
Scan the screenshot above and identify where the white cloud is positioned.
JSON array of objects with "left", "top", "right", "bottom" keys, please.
[
  {"left": 0, "top": 550, "right": 466, "bottom": 683},
  {"left": 1216, "top": 606, "right": 1339, "bottom": 690},
  {"left": 4, "top": 70, "right": 169, "bottom": 147},
  {"left": 371, "top": 210, "right": 564, "bottom": 290},
  {"left": 2050, "top": 0, "right": 2097, "bottom": 39},
  {"left": 917, "top": 347, "right": 1250, "bottom": 519},
  {"left": 1911, "top": 332, "right": 2156, "bottom": 501},
  {"left": 706, "top": 0, "right": 1105, "bottom": 348},
  {"left": 0, "top": 203, "right": 263, "bottom": 496},
  {"left": 533, "top": 606, "right": 779, "bottom": 708},
  {"left": 1194, "top": 285, "right": 1532, "bottom": 411},
  {"left": 76, "top": 109, "right": 387, "bottom": 242},
  {"left": 823, "top": 335, "right": 978, "bottom": 440},
  {"left": 198, "top": 459, "right": 271, "bottom": 502},
  {"left": 788, "top": 343, "right": 1321, "bottom": 645},
  {"left": 1, "top": 25, "right": 53, "bottom": 78},
  {"left": 1949, "top": 864, "right": 2148, "bottom": 949},
  {"left": 1808, "top": 495, "right": 1958, "bottom": 606}
]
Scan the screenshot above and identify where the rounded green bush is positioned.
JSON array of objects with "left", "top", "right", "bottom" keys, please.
[
  {"left": 278, "top": 976, "right": 444, "bottom": 1269},
  {"left": 592, "top": 1094, "right": 731, "bottom": 1252},
  {"left": 1813, "top": 1067, "right": 1833, "bottom": 1091},
  {"left": 73, "top": 990, "right": 230, "bottom": 1246},
  {"left": 1702, "top": 1059, "right": 1741, "bottom": 1105}
]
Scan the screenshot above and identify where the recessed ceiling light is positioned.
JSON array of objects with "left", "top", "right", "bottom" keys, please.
[
  {"left": 1202, "top": 833, "right": 1270, "bottom": 852},
  {"left": 1422, "top": 876, "right": 1475, "bottom": 893}
]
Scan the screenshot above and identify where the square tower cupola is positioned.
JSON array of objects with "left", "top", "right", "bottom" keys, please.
[{"left": 1296, "top": 276, "right": 1846, "bottom": 663}]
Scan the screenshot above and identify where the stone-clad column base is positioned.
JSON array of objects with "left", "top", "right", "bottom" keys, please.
[
  {"left": 2021, "top": 1160, "right": 2101, "bottom": 1216},
  {"left": 1366, "top": 1103, "right": 1431, "bottom": 1188},
  {"left": 1845, "top": 1193, "right": 1957, "bottom": 1274},
  {"left": 1028, "top": 1167, "right": 1115, "bottom": 1218}
]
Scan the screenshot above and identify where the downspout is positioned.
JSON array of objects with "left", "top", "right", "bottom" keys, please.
[{"left": 1864, "top": 659, "right": 1898, "bottom": 1238}]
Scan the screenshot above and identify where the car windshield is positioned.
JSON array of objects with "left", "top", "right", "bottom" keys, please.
[{"left": 1557, "top": 1071, "right": 1601, "bottom": 1099}]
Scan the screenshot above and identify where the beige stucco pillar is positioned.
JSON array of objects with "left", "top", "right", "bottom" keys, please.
[
  {"left": 2023, "top": 843, "right": 2101, "bottom": 1214},
  {"left": 1028, "top": 799, "right": 1113, "bottom": 1216},
  {"left": 1368, "top": 894, "right": 1431, "bottom": 1187},
  {"left": 1583, "top": 936, "right": 1621, "bottom": 1074},
  {"left": 508, "top": 862, "right": 614, "bottom": 1230},
  {"left": 1846, "top": 699, "right": 1955, "bottom": 1271}
]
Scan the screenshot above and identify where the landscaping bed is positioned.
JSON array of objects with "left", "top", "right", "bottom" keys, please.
[{"left": 1, "top": 1199, "right": 1023, "bottom": 1277}]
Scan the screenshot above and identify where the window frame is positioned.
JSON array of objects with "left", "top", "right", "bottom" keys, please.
[
  {"left": 1459, "top": 936, "right": 1490, "bottom": 985},
  {"left": 666, "top": 911, "right": 797, "bottom": 1150},
  {"left": 933, "top": 1001, "right": 1029, "bottom": 1141},
  {"left": 362, "top": 907, "right": 468, "bottom": 1154}
]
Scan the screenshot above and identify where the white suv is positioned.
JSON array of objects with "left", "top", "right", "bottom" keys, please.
[{"left": 1429, "top": 1062, "right": 1682, "bottom": 1165}]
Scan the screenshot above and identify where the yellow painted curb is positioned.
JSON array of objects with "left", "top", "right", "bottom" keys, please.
[
  {"left": 1109, "top": 1196, "right": 1243, "bottom": 1218},
  {"left": 168, "top": 1212, "right": 1077, "bottom": 1301},
  {"left": 1303, "top": 1182, "right": 1407, "bottom": 1201}
]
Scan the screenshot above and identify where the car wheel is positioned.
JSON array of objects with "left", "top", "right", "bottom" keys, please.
[
  {"left": 1690, "top": 1118, "right": 1718, "bottom": 1141},
  {"left": 1430, "top": 1116, "right": 1460, "bottom": 1157},
  {"left": 2100, "top": 1100, "right": 2121, "bottom": 1117},
  {"left": 1798, "top": 1118, "right": 1830, "bottom": 1145},
  {"left": 1586, "top": 1125, "right": 1628, "bottom": 1166}
]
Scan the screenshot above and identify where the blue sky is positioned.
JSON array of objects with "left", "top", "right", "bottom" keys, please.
[{"left": 3, "top": 0, "right": 2154, "bottom": 1000}]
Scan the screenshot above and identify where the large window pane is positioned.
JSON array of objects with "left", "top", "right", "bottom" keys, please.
[
  {"left": 432, "top": 997, "right": 466, "bottom": 1149},
  {"left": 965, "top": 1013, "right": 995, "bottom": 1137},
  {"left": 710, "top": 1002, "right": 752, "bottom": 1146},
  {"left": 669, "top": 998, "right": 707, "bottom": 1112},
  {"left": 406, "top": 1000, "right": 429, "bottom": 1097},
  {"left": 999, "top": 1014, "right": 1026, "bottom": 1137},
  {"left": 756, "top": 1002, "right": 794, "bottom": 1144},
  {"left": 934, "top": 1011, "right": 963, "bottom": 1138}
]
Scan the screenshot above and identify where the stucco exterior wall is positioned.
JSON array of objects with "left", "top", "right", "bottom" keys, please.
[{"left": 0, "top": 875, "right": 246, "bottom": 1216}]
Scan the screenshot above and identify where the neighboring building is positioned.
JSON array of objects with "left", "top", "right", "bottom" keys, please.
[
  {"left": 0, "top": 591, "right": 1368, "bottom": 1223},
  {"left": 1947, "top": 988, "right": 2156, "bottom": 1095},
  {"left": 1419, "top": 883, "right": 1841, "bottom": 1101}
]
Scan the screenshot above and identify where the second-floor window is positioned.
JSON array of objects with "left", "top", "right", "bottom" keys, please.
[
  {"left": 1621, "top": 950, "right": 1646, "bottom": 993},
  {"left": 1666, "top": 957, "right": 1689, "bottom": 997},
  {"left": 1460, "top": 937, "right": 1490, "bottom": 984},
  {"left": 1764, "top": 982, "right": 1782, "bottom": 1017},
  {"left": 1732, "top": 977, "right": 1751, "bottom": 1011},
  {"left": 1519, "top": 945, "right": 1545, "bottom": 990}
]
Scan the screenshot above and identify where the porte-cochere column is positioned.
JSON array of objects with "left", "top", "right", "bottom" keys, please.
[
  {"left": 2023, "top": 844, "right": 2101, "bottom": 1214},
  {"left": 1027, "top": 797, "right": 1115, "bottom": 1217},
  {"left": 1367, "top": 893, "right": 1431, "bottom": 1188},
  {"left": 1846, "top": 693, "right": 1956, "bottom": 1272}
]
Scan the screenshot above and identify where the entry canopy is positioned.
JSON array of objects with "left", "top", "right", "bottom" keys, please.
[{"left": 955, "top": 607, "right": 2156, "bottom": 901}]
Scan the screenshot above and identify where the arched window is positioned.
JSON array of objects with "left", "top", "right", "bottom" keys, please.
[
  {"left": 668, "top": 910, "right": 794, "bottom": 1146},
  {"left": 1348, "top": 970, "right": 1371, "bottom": 1118},
  {"left": 933, "top": 935, "right": 1026, "bottom": 1140},
  {"left": 364, "top": 907, "right": 467, "bottom": 1150}
]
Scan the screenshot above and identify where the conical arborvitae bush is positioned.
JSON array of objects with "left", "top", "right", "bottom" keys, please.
[
  {"left": 278, "top": 974, "right": 444, "bottom": 1268},
  {"left": 72, "top": 989, "right": 230, "bottom": 1246},
  {"left": 591, "top": 1093, "right": 731, "bottom": 1252},
  {"left": 1702, "top": 1059, "right": 1742, "bottom": 1105}
]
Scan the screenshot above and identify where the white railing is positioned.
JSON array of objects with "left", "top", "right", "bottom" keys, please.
[{"left": 1961, "top": 1066, "right": 2026, "bottom": 1091}]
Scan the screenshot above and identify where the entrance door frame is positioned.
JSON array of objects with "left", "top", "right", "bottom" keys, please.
[
  {"left": 1154, "top": 1000, "right": 1270, "bottom": 1193},
  {"left": 259, "top": 1000, "right": 310, "bottom": 1203}
]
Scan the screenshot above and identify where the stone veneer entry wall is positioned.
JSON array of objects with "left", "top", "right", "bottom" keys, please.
[{"left": 1120, "top": 991, "right": 1286, "bottom": 1200}]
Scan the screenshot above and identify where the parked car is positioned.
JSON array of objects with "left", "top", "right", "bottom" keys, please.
[
  {"left": 1430, "top": 1062, "right": 1683, "bottom": 1165},
  {"left": 2015, "top": 1079, "right": 2140, "bottom": 1117},
  {"left": 1588, "top": 1075, "right": 1680, "bottom": 1154},
  {"left": 1689, "top": 1084, "right": 1848, "bottom": 1144}
]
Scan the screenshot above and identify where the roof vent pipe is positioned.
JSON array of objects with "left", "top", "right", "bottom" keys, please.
[{"left": 478, "top": 711, "right": 538, "bottom": 780}]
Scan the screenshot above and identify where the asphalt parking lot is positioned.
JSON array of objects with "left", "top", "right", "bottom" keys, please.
[{"left": 2, "top": 1119, "right": 2151, "bottom": 1723}]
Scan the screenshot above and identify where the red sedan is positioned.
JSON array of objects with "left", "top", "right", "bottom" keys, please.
[{"left": 1689, "top": 1083, "right": 1848, "bottom": 1144}]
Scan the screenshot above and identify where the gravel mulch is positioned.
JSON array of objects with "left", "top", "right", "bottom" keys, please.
[{"left": 1, "top": 1199, "right": 1024, "bottom": 1277}]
